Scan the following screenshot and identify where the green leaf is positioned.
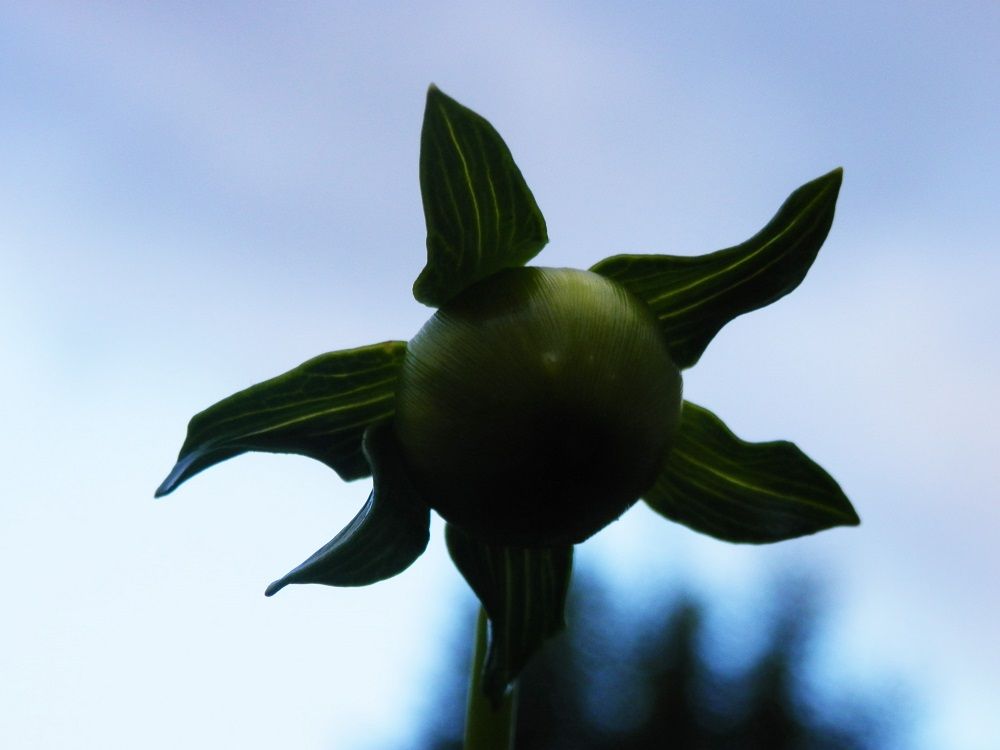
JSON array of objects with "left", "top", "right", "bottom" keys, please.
[
  {"left": 591, "top": 168, "right": 842, "bottom": 368},
  {"left": 645, "top": 401, "right": 859, "bottom": 543},
  {"left": 413, "top": 85, "right": 548, "bottom": 307},
  {"left": 265, "top": 422, "right": 430, "bottom": 594},
  {"left": 155, "top": 341, "right": 407, "bottom": 497},
  {"left": 445, "top": 524, "right": 572, "bottom": 704}
]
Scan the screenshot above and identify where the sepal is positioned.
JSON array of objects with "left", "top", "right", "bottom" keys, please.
[
  {"left": 156, "top": 341, "right": 407, "bottom": 496},
  {"left": 645, "top": 401, "right": 859, "bottom": 543},
  {"left": 592, "top": 169, "right": 842, "bottom": 368},
  {"left": 265, "top": 422, "right": 430, "bottom": 594},
  {"left": 445, "top": 523, "right": 573, "bottom": 704},
  {"left": 414, "top": 85, "right": 548, "bottom": 307}
]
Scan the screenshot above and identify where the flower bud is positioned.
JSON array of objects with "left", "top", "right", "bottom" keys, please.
[{"left": 394, "top": 267, "right": 682, "bottom": 546}]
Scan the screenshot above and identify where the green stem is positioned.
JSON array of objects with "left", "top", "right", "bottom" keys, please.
[{"left": 464, "top": 607, "right": 518, "bottom": 750}]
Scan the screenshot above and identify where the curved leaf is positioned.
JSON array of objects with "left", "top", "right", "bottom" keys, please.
[
  {"left": 591, "top": 168, "right": 842, "bottom": 368},
  {"left": 645, "top": 401, "right": 859, "bottom": 543},
  {"left": 446, "top": 524, "right": 572, "bottom": 705},
  {"left": 265, "top": 422, "right": 430, "bottom": 594},
  {"left": 413, "top": 85, "right": 548, "bottom": 307},
  {"left": 156, "top": 341, "right": 407, "bottom": 497}
]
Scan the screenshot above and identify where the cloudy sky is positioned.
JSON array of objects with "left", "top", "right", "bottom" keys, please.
[{"left": 2, "top": 2, "right": 998, "bottom": 748}]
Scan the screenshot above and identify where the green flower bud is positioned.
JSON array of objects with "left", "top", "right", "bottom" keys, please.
[{"left": 394, "top": 266, "right": 683, "bottom": 547}]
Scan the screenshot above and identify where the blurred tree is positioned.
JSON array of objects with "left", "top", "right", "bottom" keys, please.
[{"left": 411, "top": 570, "right": 906, "bottom": 750}]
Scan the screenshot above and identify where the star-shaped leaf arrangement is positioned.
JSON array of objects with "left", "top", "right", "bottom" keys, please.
[{"left": 157, "top": 85, "right": 858, "bottom": 706}]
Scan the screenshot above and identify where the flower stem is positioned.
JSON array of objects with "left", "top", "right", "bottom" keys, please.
[{"left": 464, "top": 607, "right": 518, "bottom": 750}]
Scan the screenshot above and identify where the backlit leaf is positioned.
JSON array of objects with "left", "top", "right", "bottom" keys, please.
[
  {"left": 446, "top": 524, "right": 573, "bottom": 704},
  {"left": 265, "top": 422, "right": 430, "bottom": 594},
  {"left": 413, "top": 85, "right": 548, "bottom": 307},
  {"left": 591, "top": 169, "right": 842, "bottom": 368},
  {"left": 645, "top": 401, "right": 859, "bottom": 543},
  {"left": 156, "top": 341, "right": 406, "bottom": 497}
]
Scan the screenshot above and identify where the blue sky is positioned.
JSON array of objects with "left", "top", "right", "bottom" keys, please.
[{"left": 2, "top": 2, "right": 998, "bottom": 748}]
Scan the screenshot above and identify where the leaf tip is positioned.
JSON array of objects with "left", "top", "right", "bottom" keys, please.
[
  {"left": 153, "top": 452, "right": 200, "bottom": 499},
  {"left": 264, "top": 578, "right": 287, "bottom": 597},
  {"left": 840, "top": 502, "right": 861, "bottom": 528},
  {"left": 425, "top": 82, "right": 449, "bottom": 106},
  {"left": 819, "top": 166, "right": 844, "bottom": 194},
  {"left": 790, "top": 167, "right": 843, "bottom": 209},
  {"left": 154, "top": 467, "right": 181, "bottom": 498}
]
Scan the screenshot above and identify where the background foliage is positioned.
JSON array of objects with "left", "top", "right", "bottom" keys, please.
[{"left": 416, "top": 571, "right": 908, "bottom": 750}]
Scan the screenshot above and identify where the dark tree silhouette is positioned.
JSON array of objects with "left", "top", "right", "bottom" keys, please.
[{"left": 411, "top": 570, "right": 906, "bottom": 750}]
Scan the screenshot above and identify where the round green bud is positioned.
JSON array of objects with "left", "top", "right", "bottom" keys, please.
[{"left": 394, "top": 266, "right": 682, "bottom": 547}]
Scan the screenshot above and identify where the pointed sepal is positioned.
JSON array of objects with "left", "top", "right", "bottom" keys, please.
[
  {"left": 155, "top": 341, "right": 407, "bottom": 497},
  {"left": 645, "top": 401, "right": 859, "bottom": 543},
  {"left": 413, "top": 85, "right": 548, "bottom": 307},
  {"left": 446, "top": 523, "right": 573, "bottom": 704},
  {"left": 591, "top": 168, "right": 843, "bottom": 368},
  {"left": 265, "top": 422, "right": 430, "bottom": 594}
]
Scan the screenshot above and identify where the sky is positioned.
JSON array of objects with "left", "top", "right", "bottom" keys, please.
[{"left": 1, "top": 2, "right": 998, "bottom": 748}]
